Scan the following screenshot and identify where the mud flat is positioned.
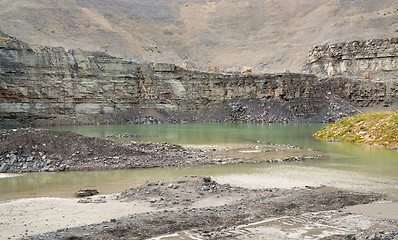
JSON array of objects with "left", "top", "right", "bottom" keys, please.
[{"left": 0, "top": 176, "right": 394, "bottom": 240}]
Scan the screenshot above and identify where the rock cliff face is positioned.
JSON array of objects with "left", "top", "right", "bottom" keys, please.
[
  {"left": 0, "top": 32, "right": 395, "bottom": 127},
  {"left": 0, "top": 34, "right": 142, "bottom": 126},
  {"left": 318, "top": 77, "right": 398, "bottom": 108},
  {"left": 303, "top": 38, "right": 398, "bottom": 78}
]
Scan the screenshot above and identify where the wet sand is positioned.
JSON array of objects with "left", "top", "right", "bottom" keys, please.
[
  {"left": 0, "top": 196, "right": 151, "bottom": 240},
  {"left": 155, "top": 209, "right": 398, "bottom": 239},
  {"left": 1, "top": 176, "right": 396, "bottom": 240},
  {"left": 1, "top": 196, "right": 396, "bottom": 240},
  {"left": 345, "top": 201, "right": 398, "bottom": 221}
]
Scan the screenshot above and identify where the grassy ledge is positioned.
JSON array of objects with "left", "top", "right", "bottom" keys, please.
[{"left": 314, "top": 110, "right": 398, "bottom": 149}]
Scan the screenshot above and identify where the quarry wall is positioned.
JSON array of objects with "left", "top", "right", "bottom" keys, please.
[
  {"left": 318, "top": 77, "right": 398, "bottom": 108},
  {"left": 0, "top": 33, "right": 396, "bottom": 127},
  {"left": 303, "top": 38, "right": 398, "bottom": 78}
]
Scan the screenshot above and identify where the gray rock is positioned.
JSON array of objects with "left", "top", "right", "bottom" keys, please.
[
  {"left": 75, "top": 188, "right": 99, "bottom": 197},
  {"left": 22, "top": 163, "right": 29, "bottom": 169},
  {"left": 0, "top": 163, "right": 9, "bottom": 173},
  {"left": 303, "top": 37, "right": 398, "bottom": 77},
  {"left": 58, "top": 164, "right": 66, "bottom": 171},
  {"left": 153, "top": 63, "right": 176, "bottom": 72}
]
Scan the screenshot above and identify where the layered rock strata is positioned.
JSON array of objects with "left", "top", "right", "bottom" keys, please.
[
  {"left": 2, "top": 32, "right": 396, "bottom": 127},
  {"left": 303, "top": 38, "right": 398, "bottom": 78},
  {"left": 318, "top": 77, "right": 398, "bottom": 108},
  {"left": 0, "top": 32, "right": 353, "bottom": 126}
]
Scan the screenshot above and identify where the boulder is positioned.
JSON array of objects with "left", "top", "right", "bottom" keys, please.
[
  {"left": 58, "top": 164, "right": 66, "bottom": 171},
  {"left": 208, "top": 65, "right": 217, "bottom": 71},
  {"left": 74, "top": 188, "right": 99, "bottom": 197},
  {"left": 242, "top": 66, "right": 252, "bottom": 73},
  {"left": 0, "top": 163, "right": 9, "bottom": 173}
]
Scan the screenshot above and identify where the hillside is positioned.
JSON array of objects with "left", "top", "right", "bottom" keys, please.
[
  {"left": 314, "top": 111, "right": 398, "bottom": 149},
  {"left": 0, "top": 0, "right": 397, "bottom": 73}
]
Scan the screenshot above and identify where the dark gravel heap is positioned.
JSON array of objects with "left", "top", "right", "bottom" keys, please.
[
  {"left": 341, "top": 230, "right": 398, "bottom": 240},
  {"left": 117, "top": 176, "right": 254, "bottom": 208},
  {"left": 0, "top": 128, "right": 213, "bottom": 173}
]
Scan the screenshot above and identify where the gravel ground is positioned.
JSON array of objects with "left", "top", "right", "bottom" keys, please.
[
  {"left": 0, "top": 128, "right": 214, "bottom": 173},
  {"left": 21, "top": 176, "right": 394, "bottom": 240},
  {"left": 0, "top": 128, "right": 322, "bottom": 173}
]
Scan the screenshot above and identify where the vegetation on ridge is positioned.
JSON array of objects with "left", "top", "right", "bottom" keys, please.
[{"left": 314, "top": 111, "right": 398, "bottom": 149}]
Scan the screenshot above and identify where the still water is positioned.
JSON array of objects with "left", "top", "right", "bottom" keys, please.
[{"left": 1, "top": 123, "right": 398, "bottom": 201}]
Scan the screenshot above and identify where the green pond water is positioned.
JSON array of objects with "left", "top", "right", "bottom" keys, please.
[{"left": 1, "top": 123, "right": 398, "bottom": 201}]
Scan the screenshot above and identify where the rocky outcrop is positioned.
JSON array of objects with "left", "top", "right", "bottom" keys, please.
[
  {"left": 0, "top": 32, "right": 142, "bottom": 126},
  {"left": 75, "top": 189, "right": 99, "bottom": 197},
  {"left": 303, "top": 38, "right": 398, "bottom": 78},
  {"left": 3, "top": 32, "right": 398, "bottom": 127},
  {"left": 1, "top": 31, "right": 361, "bottom": 127},
  {"left": 318, "top": 77, "right": 398, "bottom": 108}
]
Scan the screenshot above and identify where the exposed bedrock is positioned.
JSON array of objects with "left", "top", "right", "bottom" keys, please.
[
  {"left": 318, "top": 76, "right": 398, "bottom": 108},
  {"left": 303, "top": 37, "right": 398, "bottom": 78},
  {"left": 0, "top": 32, "right": 396, "bottom": 127}
]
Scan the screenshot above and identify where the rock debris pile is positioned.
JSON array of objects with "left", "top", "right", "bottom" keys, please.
[
  {"left": 342, "top": 230, "right": 398, "bottom": 240},
  {"left": 117, "top": 176, "right": 252, "bottom": 208},
  {"left": 0, "top": 128, "right": 213, "bottom": 173}
]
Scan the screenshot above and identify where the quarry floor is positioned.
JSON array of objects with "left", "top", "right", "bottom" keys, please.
[{"left": 0, "top": 176, "right": 397, "bottom": 240}]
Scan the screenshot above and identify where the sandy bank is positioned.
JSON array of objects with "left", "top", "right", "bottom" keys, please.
[{"left": 0, "top": 196, "right": 151, "bottom": 240}]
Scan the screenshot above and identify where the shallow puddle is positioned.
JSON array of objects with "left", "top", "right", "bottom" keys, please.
[{"left": 151, "top": 210, "right": 397, "bottom": 240}]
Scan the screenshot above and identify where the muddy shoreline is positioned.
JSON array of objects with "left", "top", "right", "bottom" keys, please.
[
  {"left": 0, "top": 128, "right": 322, "bottom": 173},
  {"left": 6, "top": 176, "right": 394, "bottom": 240},
  {"left": 0, "top": 128, "right": 214, "bottom": 173}
]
